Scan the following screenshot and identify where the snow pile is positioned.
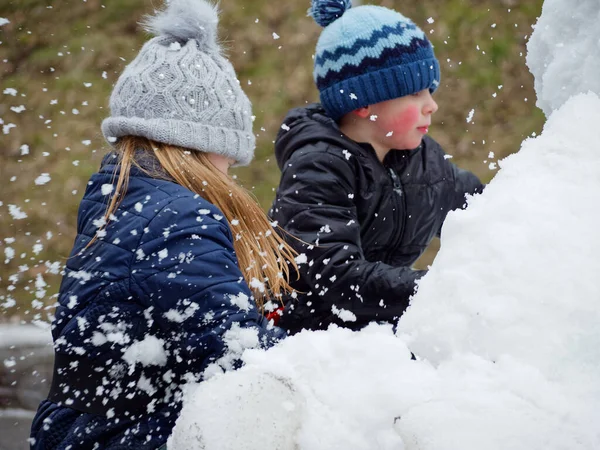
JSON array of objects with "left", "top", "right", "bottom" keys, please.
[
  {"left": 168, "top": 1, "right": 600, "bottom": 448},
  {"left": 170, "top": 321, "right": 599, "bottom": 450},
  {"left": 396, "top": 93, "right": 600, "bottom": 448},
  {"left": 526, "top": 0, "right": 600, "bottom": 116},
  {"left": 399, "top": 92, "right": 600, "bottom": 383},
  {"left": 170, "top": 326, "right": 417, "bottom": 450}
]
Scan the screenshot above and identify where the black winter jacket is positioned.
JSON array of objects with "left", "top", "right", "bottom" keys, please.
[{"left": 270, "top": 104, "right": 483, "bottom": 333}]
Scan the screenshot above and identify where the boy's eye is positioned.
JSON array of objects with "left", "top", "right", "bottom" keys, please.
[{"left": 412, "top": 89, "right": 432, "bottom": 97}]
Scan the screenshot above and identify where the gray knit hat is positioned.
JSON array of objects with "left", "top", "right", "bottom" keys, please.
[{"left": 101, "top": 0, "right": 255, "bottom": 166}]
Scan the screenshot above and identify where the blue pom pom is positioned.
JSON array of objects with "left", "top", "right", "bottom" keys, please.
[{"left": 310, "top": 0, "right": 352, "bottom": 28}]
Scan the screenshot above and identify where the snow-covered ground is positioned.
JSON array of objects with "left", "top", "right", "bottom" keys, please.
[
  {"left": 0, "top": 324, "right": 52, "bottom": 350},
  {"left": 0, "top": 409, "right": 36, "bottom": 450},
  {"left": 0, "top": 324, "right": 53, "bottom": 411},
  {"left": 168, "top": 0, "right": 600, "bottom": 448}
]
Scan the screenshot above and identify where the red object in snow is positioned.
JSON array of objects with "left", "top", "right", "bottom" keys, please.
[{"left": 265, "top": 306, "right": 284, "bottom": 326}]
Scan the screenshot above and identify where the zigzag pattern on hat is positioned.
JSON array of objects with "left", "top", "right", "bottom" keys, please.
[
  {"left": 316, "top": 38, "right": 434, "bottom": 90},
  {"left": 315, "top": 21, "right": 423, "bottom": 68}
]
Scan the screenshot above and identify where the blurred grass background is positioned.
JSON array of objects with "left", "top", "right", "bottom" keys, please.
[{"left": 0, "top": 0, "right": 545, "bottom": 323}]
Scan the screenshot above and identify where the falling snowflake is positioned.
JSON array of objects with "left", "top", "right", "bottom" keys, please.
[{"left": 34, "top": 173, "right": 51, "bottom": 185}]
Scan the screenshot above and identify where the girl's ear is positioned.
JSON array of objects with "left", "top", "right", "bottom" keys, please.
[{"left": 352, "top": 106, "right": 371, "bottom": 119}]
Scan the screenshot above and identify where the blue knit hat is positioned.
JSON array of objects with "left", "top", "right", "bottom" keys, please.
[{"left": 310, "top": 0, "right": 441, "bottom": 121}]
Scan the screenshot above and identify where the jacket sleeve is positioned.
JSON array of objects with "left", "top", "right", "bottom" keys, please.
[
  {"left": 130, "top": 197, "right": 285, "bottom": 378},
  {"left": 437, "top": 154, "right": 485, "bottom": 237},
  {"left": 271, "top": 146, "right": 426, "bottom": 326},
  {"left": 449, "top": 163, "right": 484, "bottom": 210}
]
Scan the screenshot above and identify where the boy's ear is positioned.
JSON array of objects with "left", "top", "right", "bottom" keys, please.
[{"left": 352, "top": 106, "right": 371, "bottom": 119}]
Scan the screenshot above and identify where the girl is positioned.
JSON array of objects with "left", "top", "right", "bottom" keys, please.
[{"left": 30, "top": 1, "right": 297, "bottom": 448}]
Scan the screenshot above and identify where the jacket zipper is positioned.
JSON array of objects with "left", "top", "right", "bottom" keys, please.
[
  {"left": 388, "top": 167, "right": 403, "bottom": 195},
  {"left": 386, "top": 166, "right": 407, "bottom": 262}
]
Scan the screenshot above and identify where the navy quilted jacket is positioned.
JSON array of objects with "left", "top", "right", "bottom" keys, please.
[{"left": 30, "top": 152, "right": 284, "bottom": 450}]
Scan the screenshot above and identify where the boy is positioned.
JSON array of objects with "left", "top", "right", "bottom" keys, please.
[{"left": 270, "top": 0, "right": 483, "bottom": 333}]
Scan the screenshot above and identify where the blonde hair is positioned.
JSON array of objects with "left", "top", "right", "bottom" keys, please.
[{"left": 91, "top": 136, "right": 298, "bottom": 308}]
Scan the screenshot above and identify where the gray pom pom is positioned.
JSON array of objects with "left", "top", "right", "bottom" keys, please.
[{"left": 143, "top": 0, "right": 219, "bottom": 49}]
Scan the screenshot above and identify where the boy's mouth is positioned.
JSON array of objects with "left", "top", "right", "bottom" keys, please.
[{"left": 417, "top": 126, "right": 429, "bottom": 134}]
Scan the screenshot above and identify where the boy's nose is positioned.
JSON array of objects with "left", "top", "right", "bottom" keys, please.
[{"left": 424, "top": 92, "right": 438, "bottom": 115}]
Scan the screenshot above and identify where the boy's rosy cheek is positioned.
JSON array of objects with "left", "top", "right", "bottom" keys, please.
[{"left": 382, "top": 106, "right": 420, "bottom": 135}]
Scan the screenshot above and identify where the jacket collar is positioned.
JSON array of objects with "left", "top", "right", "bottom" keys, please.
[
  {"left": 275, "top": 103, "right": 362, "bottom": 170},
  {"left": 99, "top": 149, "right": 173, "bottom": 181},
  {"left": 275, "top": 103, "right": 424, "bottom": 170}
]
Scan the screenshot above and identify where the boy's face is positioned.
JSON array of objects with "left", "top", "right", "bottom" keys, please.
[{"left": 367, "top": 89, "right": 438, "bottom": 151}]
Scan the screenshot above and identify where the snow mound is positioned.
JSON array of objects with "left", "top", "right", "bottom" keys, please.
[
  {"left": 526, "top": 0, "right": 600, "bottom": 116},
  {"left": 169, "top": 325, "right": 431, "bottom": 450},
  {"left": 169, "top": 369, "right": 302, "bottom": 450},
  {"left": 170, "top": 319, "right": 599, "bottom": 449},
  {"left": 399, "top": 92, "right": 600, "bottom": 385}
]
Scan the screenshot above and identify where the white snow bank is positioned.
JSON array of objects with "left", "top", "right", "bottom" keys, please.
[
  {"left": 173, "top": 325, "right": 593, "bottom": 450},
  {"left": 399, "top": 92, "right": 600, "bottom": 385},
  {"left": 526, "top": 0, "right": 600, "bottom": 116},
  {"left": 170, "top": 325, "right": 427, "bottom": 450}
]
